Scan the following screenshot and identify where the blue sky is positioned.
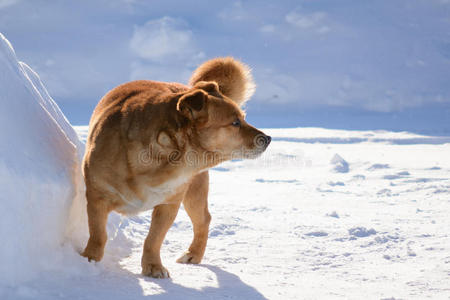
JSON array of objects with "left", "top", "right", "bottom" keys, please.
[{"left": 1, "top": 0, "right": 449, "bottom": 133}]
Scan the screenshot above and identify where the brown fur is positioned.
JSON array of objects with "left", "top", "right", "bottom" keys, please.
[{"left": 81, "top": 57, "right": 270, "bottom": 278}]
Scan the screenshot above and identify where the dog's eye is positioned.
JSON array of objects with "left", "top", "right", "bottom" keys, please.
[{"left": 231, "top": 119, "right": 241, "bottom": 127}]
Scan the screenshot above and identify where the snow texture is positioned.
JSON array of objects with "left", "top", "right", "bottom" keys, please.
[{"left": 1, "top": 34, "right": 450, "bottom": 299}]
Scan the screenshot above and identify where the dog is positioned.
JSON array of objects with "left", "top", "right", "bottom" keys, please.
[{"left": 81, "top": 57, "right": 271, "bottom": 278}]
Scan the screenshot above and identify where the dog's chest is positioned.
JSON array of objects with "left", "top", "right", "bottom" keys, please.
[{"left": 117, "top": 175, "right": 190, "bottom": 215}]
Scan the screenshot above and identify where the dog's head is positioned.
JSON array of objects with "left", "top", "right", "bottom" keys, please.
[{"left": 177, "top": 80, "right": 270, "bottom": 168}]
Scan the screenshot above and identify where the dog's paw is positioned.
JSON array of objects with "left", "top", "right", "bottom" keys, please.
[
  {"left": 81, "top": 247, "right": 103, "bottom": 262},
  {"left": 142, "top": 263, "right": 170, "bottom": 279},
  {"left": 176, "top": 251, "right": 203, "bottom": 264}
]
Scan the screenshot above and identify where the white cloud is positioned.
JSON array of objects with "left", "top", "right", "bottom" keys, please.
[
  {"left": 129, "top": 61, "right": 194, "bottom": 84},
  {"left": 259, "top": 8, "right": 332, "bottom": 40},
  {"left": 286, "top": 11, "right": 326, "bottom": 29},
  {"left": 260, "top": 24, "right": 275, "bottom": 33},
  {"left": 0, "top": 0, "right": 20, "bottom": 9},
  {"left": 129, "top": 16, "right": 205, "bottom": 84},
  {"left": 253, "top": 68, "right": 307, "bottom": 105},
  {"left": 285, "top": 9, "right": 330, "bottom": 34},
  {"left": 253, "top": 68, "right": 437, "bottom": 113},
  {"left": 218, "top": 1, "right": 247, "bottom": 21},
  {"left": 130, "top": 17, "right": 201, "bottom": 62}
]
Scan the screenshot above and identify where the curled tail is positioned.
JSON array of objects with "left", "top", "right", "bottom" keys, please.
[{"left": 189, "top": 57, "right": 255, "bottom": 107}]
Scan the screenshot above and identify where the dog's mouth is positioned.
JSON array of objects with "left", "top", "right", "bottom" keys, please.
[
  {"left": 229, "top": 134, "right": 271, "bottom": 160},
  {"left": 243, "top": 153, "right": 262, "bottom": 160},
  {"left": 230, "top": 145, "right": 269, "bottom": 160},
  {"left": 245, "top": 149, "right": 265, "bottom": 159}
]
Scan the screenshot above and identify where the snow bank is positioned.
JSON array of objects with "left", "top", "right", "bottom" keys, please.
[{"left": 0, "top": 33, "right": 88, "bottom": 285}]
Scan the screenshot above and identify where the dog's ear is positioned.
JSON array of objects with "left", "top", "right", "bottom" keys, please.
[
  {"left": 194, "top": 81, "right": 221, "bottom": 97},
  {"left": 177, "top": 89, "right": 208, "bottom": 120}
]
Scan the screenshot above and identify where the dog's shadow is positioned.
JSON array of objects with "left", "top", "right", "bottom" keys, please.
[
  {"left": 46, "top": 260, "right": 267, "bottom": 299},
  {"left": 136, "top": 264, "right": 267, "bottom": 299}
]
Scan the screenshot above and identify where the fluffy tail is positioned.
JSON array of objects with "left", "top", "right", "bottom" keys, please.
[{"left": 189, "top": 57, "right": 255, "bottom": 106}]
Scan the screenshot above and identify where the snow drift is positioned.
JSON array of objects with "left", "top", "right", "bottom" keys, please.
[{"left": 0, "top": 33, "right": 88, "bottom": 285}]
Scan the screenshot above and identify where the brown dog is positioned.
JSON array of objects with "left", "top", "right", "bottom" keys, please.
[{"left": 81, "top": 57, "right": 271, "bottom": 278}]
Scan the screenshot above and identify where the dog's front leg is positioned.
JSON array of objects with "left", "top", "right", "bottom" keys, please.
[
  {"left": 141, "top": 203, "right": 180, "bottom": 278},
  {"left": 177, "top": 171, "right": 211, "bottom": 264}
]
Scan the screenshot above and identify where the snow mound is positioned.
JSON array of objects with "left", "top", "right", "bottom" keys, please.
[
  {"left": 330, "top": 153, "right": 349, "bottom": 173},
  {"left": 348, "top": 227, "right": 377, "bottom": 238},
  {"left": 367, "top": 163, "right": 390, "bottom": 171},
  {"left": 305, "top": 231, "right": 329, "bottom": 237},
  {"left": 326, "top": 211, "right": 340, "bottom": 218},
  {"left": 0, "top": 33, "right": 88, "bottom": 285}
]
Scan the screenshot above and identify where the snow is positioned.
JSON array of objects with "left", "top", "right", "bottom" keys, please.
[
  {"left": 1, "top": 33, "right": 450, "bottom": 299},
  {"left": 67, "top": 126, "right": 450, "bottom": 299},
  {"left": 330, "top": 153, "right": 349, "bottom": 173},
  {"left": 0, "top": 32, "right": 86, "bottom": 286}
]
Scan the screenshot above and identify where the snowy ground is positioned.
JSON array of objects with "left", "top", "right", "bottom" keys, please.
[{"left": 42, "top": 126, "right": 447, "bottom": 300}]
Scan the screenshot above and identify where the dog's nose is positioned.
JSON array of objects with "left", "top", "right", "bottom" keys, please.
[{"left": 254, "top": 134, "right": 272, "bottom": 149}]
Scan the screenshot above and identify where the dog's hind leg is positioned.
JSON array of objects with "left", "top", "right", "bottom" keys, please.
[
  {"left": 82, "top": 192, "right": 112, "bottom": 262},
  {"left": 177, "top": 171, "right": 211, "bottom": 264}
]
